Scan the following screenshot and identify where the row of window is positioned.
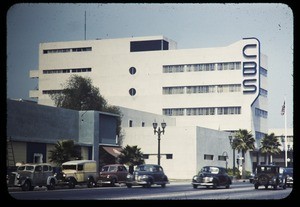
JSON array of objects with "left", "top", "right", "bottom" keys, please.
[
  {"left": 162, "top": 107, "right": 242, "bottom": 116},
  {"left": 43, "top": 68, "right": 92, "bottom": 74},
  {"left": 163, "top": 84, "right": 241, "bottom": 95},
  {"left": 204, "top": 154, "right": 228, "bottom": 161},
  {"left": 163, "top": 62, "right": 241, "bottom": 73},
  {"left": 255, "top": 108, "right": 268, "bottom": 118},
  {"left": 43, "top": 90, "right": 62, "bottom": 95},
  {"left": 43, "top": 47, "right": 92, "bottom": 54}
]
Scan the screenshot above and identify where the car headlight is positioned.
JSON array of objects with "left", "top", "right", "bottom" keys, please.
[
  {"left": 140, "top": 175, "right": 149, "bottom": 179},
  {"left": 16, "top": 174, "right": 20, "bottom": 179},
  {"left": 127, "top": 174, "right": 133, "bottom": 179},
  {"left": 193, "top": 176, "right": 198, "bottom": 180}
]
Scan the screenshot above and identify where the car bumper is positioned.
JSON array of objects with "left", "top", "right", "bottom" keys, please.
[{"left": 192, "top": 181, "right": 214, "bottom": 186}]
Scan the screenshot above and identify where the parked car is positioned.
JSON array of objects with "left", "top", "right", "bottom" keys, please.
[
  {"left": 98, "top": 164, "right": 128, "bottom": 186},
  {"left": 253, "top": 164, "right": 287, "bottom": 190},
  {"left": 7, "top": 163, "right": 57, "bottom": 191},
  {"left": 55, "top": 160, "right": 98, "bottom": 188},
  {"left": 126, "top": 164, "right": 169, "bottom": 188},
  {"left": 282, "top": 167, "right": 293, "bottom": 187},
  {"left": 192, "top": 166, "right": 232, "bottom": 189}
]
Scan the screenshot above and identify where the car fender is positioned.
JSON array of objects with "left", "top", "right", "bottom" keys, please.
[
  {"left": 19, "top": 176, "right": 32, "bottom": 186},
  {"left": 47, "top": 176, "right": 58, "bottom": 185}
]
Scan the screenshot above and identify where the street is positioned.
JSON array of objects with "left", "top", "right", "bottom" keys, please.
[{"left": 7, "top": 180, "right": 293, "bottom": 201}]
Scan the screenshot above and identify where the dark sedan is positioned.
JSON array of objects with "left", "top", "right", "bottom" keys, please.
[
  {"left": 126, "top": 164, "right": 169, "bottom": 188},
  {"left": 192, "top": 166, "right": 232, "bottom": 189}
]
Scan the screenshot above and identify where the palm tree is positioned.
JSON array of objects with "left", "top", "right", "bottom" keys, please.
[
  {"left": 117, "top": 145, "right": 145, "bottom": 174},
  {"left": 260, "top": 133, "right": 281, "bottom": 164},
  {"left": 48, "top": 140, "right": 82, "bottom": 167},
  {"left": 232, "top": 129, "right": 255, "bottom": 179}
]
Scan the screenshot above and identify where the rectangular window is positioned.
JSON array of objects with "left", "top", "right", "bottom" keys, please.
[
  {"left": 204, "top": 154, "right": 214, "bottom": 160},
  {"left": 218, "top": 155, "right": 227, "bottom": 161},
  {"left": 130, "top": 40, "right": 169, "bottom": 52}
]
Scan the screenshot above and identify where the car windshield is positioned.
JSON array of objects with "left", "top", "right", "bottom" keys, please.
[
  {"left": 18, "top": 165, "right": 35, "bottom": 171},
  {"left": 62, "top": 165, "right": 77, "bottom": 170},
  {"left": 101, "top": 166, "right": 117, "bottom": 172},
  {"left": 201, "top": 166, "right": 219, "bottom": 174},
  {"left": 135, "top": 165, "right": 155, "bottom": 172}
]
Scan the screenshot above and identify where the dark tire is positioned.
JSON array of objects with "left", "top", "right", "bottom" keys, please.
[
  {"left": 126, "top": 184, "right": 132, "bottom": 188},
  {"left": 146, "top": 180, "right": 152, "bottom": 188},
  {"left": 47, "top": 179, "right": 56, "bottom": 190},
  {"left": 258, "top": 174, "right": 269, "bottom": 186},
  {"left": 68, "top": 178, "right": 76, "bottom": 189},
  {"left": 254, "top": 183, "right": 259, "bottom": 189},
  {"left": 110, "top": 178, "right": 116, "bottom": 187},
  {"left": 161, "top": 183, "right": 166, "bottom": 188},
  {"left": 22, "top": 180, "right": 31, "bottom": 191},
  {"left": 193, "top": 184, "right": 198, "bottom": 189},
  {"left": 87, "top": 178, "right": 95, "bottom": 188}
]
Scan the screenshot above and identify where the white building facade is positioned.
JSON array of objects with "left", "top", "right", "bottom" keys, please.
[
  {"left": 29, "top": 36, "right": 268, "bottom": 178},
  {"left": 30, "top": 35, "right": 268, "bottom": 143}
]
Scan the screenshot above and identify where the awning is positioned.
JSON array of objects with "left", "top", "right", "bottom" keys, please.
[{"left": 102, "top": 146, "right": 122, "bottom": 157}]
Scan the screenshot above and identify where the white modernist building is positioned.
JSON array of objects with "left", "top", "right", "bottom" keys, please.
[{"left": 29, "top": 35, "right": 268, "bottom": 178}]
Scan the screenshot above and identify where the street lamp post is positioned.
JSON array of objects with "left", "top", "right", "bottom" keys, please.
[
  {"left": 229, "top": 135, "right": 235, "bottom": 176},
  {"left": 222, "top": 151, "right": 229, "bottom": 170},
  {"left": 152, "top": 120, "right": 166, "bottom": 166}
]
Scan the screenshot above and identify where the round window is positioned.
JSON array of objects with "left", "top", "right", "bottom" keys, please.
[
  {"left": 129, "top": 88, "right": 136, "bottom": 96},
  {"left": 129, "top": 67, "right": 136, "bottom": 75}
]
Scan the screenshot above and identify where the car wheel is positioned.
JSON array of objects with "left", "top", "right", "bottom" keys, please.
[
  {"left": 193, "top": 184, "right": 198, "bottom": 189},
  {"left": 68, "top": 178, "right": 76, "bottom": 189},
  {"left": 264, "top": 185, "right": 268, "bottom": 189},
  {"left": 126, "top": 184, "right": 132, "bottom": 188},
  {"left": 111, "top": 178, "right": 116, "bottom": 187},
  {"left": 87, "top": 178, "right": 95, "bottom": 188},
  {"left": 254, "top": 183, "right": 259, "bottom": 189},
  {"left": 145, "top": 180, "right": 152, "bottom": 188},
  {"left": 22, "top": 180, "right": 31, "bottom": 191},
  {"left": 47, "top": 179, "right": 56, "bottom": 190},
  {"left": 161, "top": 183, "right": 166, "bottom": 188},
  {"left": 258, "top": 174, "right": 269, "bottom": 186},
  {"left": 212, "top": 180, "right": 218, "bottom": 189},
  {"left": 273, "top": 185, "right": 277, "bottom": 190}
]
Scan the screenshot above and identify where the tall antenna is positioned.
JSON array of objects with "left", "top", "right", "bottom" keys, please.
[{"left": 84, "top": 11, "right": 86, "bottom": 40}]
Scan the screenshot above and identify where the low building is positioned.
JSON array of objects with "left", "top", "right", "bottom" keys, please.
[{"left": 6, "top": 98, "right": 119, "bottom": 171}]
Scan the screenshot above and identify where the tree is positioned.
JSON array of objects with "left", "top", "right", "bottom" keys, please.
[
  {"left": 231, "top": 129, "right": 255, "bottom": 179},
  {"left": 260, "top": 133, "right": 281, "bottom": 164},
  {"left": 117, "top": 145, "right": 145, "bottom": 174},
  {"left": 48, "top": 140, "right": 82, "bottom": 167},
  {"left": 50, "top": 75, "right": 122, "bottom": 137}
]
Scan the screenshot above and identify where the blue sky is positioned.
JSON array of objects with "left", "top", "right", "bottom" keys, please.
[{"left": 6, "top": 3, "right": 293, "bottom": 129}]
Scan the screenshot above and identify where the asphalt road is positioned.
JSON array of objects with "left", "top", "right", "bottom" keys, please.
[{"left": 6, "top": 180, "right": 294, "bottom": 201}]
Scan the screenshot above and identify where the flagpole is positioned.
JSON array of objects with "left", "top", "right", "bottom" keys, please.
[{"left": 284, "top": 96, "right": 287, "bottom": 167}]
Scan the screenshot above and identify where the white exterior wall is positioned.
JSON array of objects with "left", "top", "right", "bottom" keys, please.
[
  {"left": 122, "top": 126, "right": 239, "bottom": 179},
  {"left": 31, "top": 35, "right": 267, "bottom": 137}
]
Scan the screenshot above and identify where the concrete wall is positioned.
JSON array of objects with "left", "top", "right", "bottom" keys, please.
[{"left": 122, "top": 125, "right": 241, "bottom": 179}]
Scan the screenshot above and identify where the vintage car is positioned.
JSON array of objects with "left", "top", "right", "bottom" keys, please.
[
  {"left": 6, "top": 163, "right": 57, "bottom": 191},
  {"left": 55, "top": 160, "right": 98, "bottom": 188},
  {"left": 253, "top": 164, "right": 287, "bottom": 190},
  {"left": 126, "top": 164, "right": 169, "bottom": 188},
  {"left": 98, "top": 164, "right": 128, "bottom": 186},
  {"left": 192, "top": 166, "right": 232, "bottom": 189},
  {"left": 282, "top": 167, "right": 293, "bottom": 187}
]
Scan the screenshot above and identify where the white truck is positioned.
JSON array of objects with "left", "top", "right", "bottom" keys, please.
[{"left": 55, "top": 160, "right": 98, "bottom": 188}]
